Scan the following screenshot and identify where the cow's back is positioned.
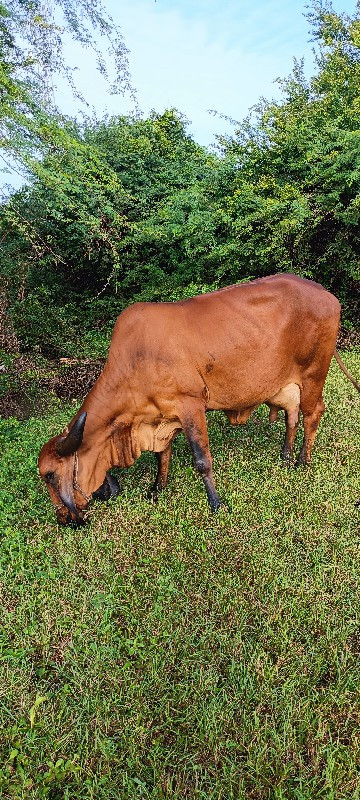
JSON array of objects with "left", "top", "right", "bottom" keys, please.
[
  {"left": 107, "top": 274, "right": 340, "bottom": 412},
  {"left": 172, "top": 274, "right": 340, "bottom": 408}
]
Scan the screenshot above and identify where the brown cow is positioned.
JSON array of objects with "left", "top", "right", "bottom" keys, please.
[{"left": 38, "top": 274, "right": 359, "bottom": 525}]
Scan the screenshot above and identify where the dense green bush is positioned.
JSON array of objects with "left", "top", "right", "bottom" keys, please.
[{"left": 0, "top": 3, "right": 359, "bottom": 359}]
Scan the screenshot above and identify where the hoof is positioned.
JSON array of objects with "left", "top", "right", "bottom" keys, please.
[
  {"left": 281, "top": 449, "right": 292, "bottom": 467},
  {"left": 295, "top": 454, "right": 310, "bottom": 468},
  {"left": 209, "top": 496, "right": 222, "bottom": 513},
  {"left": 147, "top": 482, "right": 161, "bottom": 502}
]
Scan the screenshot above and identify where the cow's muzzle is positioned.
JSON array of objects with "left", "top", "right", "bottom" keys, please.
[
  {"left": 56, "top": 472, "right": 120, "bottom": 525},
  {"left": 57, "top": 510, "right": 86, "bottom": 527},
  {"left": 56, "top": 485, "right": 87, "bottom": 526}
]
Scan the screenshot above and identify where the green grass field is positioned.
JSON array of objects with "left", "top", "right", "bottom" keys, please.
[{"left": 0, "top": 353, "right": 359, "bottom": 800}]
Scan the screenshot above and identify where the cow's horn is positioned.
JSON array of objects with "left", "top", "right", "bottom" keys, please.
[{"left": 56, "top": 411, "right": 87, "bottom": 457}]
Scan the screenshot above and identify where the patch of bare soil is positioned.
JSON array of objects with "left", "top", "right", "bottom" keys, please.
[{"left": 0, "top": 356, "right": 105, "bottom": 419}]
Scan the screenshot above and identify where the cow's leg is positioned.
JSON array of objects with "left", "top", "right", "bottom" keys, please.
[
  {"left": 296, "top": 394, "right": 325, "bottom": 466},
  {"left": 281, "top": 411, "right": 300, "bottom": 465},
  {"left": 267, "top": 384, "right": 301, "bottom": 466},
  {"left": 181, "top": 408, "right": 221, "bottom": 512},
  {"left": 148, "top": 441, "right": 173, "bottom": 500},
  {"left": 93, "top": 472, "right": 121, "bottom": 501}
]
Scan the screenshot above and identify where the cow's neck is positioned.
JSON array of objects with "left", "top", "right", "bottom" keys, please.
[{"left": 74, "top": 372, "right": 135, "bottom": 495}]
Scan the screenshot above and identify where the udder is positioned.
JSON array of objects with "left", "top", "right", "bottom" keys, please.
[{"left": 267, "top": 383, "right": 300, "bottom": 426}]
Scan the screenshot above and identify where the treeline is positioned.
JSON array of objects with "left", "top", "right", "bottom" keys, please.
[{"left": 1, "top": 2, "right": 359, "bottom": 359}]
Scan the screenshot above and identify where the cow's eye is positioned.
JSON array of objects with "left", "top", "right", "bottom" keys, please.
[{"left": 45, "top": 471, "right": 55, "bottom": 484}]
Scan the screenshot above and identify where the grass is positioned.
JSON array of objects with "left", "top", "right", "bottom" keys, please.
[{"left": 0, "top": 352, "right": 359, "bottom": 799}]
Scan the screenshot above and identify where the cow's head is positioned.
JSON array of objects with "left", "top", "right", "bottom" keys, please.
[{"left": 38, "top": 411, "right": 121, "bottom": 526}]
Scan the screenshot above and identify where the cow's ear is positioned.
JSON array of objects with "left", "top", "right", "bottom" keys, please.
[
  {"left": 93, "top": 473, "right": 121, "bottom": 501},
  {"left": 56, "top": 412, "right": 87, "bottom": 457}
]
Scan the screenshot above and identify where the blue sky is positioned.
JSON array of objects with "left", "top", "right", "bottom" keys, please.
[
  {"left": 56, "top": 0, "right": 357, "bottom": 146},
  {"left": 2, "top": 0, "right": 357, "bottom": 190}
]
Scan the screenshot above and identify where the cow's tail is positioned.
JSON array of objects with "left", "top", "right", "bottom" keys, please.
[{"left": 333, "top": 349, "right": 360, "bottom": 393}]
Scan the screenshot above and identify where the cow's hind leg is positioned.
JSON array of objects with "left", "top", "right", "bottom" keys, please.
[
  {"left": 296, "top": 393, "right": 325, "bottom": 467},
  {"left": 268, "top": 383, "right": 300, "bottom": 466},
  {"left": 281, "top": 411, "right": 300, "bottom": 465},
  {"left": 181, "top": 405, "right": 221, "bottom": 512},
  {"left": 148, "top": 441, "right": 173, "bottom": 500}
]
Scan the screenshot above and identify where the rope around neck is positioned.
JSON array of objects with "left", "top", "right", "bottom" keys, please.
[
  {"left": 73, "top": 452, "right": 92, "bottom": 503},
  {"left": 54, "top": 452, "right": 92, "bottom": 512}
]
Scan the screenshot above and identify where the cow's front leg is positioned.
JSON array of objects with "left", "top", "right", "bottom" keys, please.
[
  {"left": 148, "top": 441, "right": 173, "bottom": 500},
  {"left": 181, "top": 407, "right": 221, "bottom": 512},
  {"left": 93, "top": 472, "right": 121, "bottom": 501}
]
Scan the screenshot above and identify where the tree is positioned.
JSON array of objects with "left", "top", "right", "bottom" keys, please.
[
  {"left": 1, "top": 1, "right": 359, "bottom": 362},
  {"left": 1, "top": 109, "right": 219, "bottom": 356},
  {"left": 0, "top": 0, "right": 135, "bottom": 356},
  {"left": 0, "top": 0, "right": 134, "bottom": 184},
  {"left": 216, "top": 1, "right": 360, "bottom": 311}
]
